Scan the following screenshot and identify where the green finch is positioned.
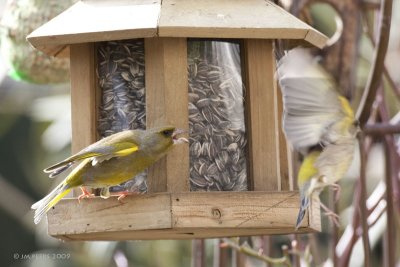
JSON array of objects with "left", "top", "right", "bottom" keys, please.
[
  {"left": 295, "top": 139, "right": 356, "bottom": 229},
  {"left": 32, "top": 125, "right": 188, "bottom": 224},
  {"left": 276, "top": 48, "right": 358, "bottom": 228}
]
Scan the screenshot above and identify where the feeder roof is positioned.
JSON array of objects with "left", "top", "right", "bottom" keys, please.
[{"left": 27, "top": 0, "right": 328, "bottom": 57}]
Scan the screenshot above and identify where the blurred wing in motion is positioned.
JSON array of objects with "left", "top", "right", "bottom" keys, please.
[{"left": 277, "top": 48, "right": 355, "bottom": 150}]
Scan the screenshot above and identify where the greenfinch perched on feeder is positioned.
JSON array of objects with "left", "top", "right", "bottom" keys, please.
[
  {"left": 276, "top": 48, "right": 358, "bottom": 228},
  {"left": 32, "top": 126, "right": 188, "bottom": 224}
]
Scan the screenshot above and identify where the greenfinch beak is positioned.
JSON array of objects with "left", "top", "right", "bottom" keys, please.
[{"left": 172, "top": 128, "right": 189, "bottom": 144}]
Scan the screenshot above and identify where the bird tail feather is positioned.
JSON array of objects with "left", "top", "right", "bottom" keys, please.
[
  {"left": 295, "top": 195, "right": 310, "bottom": 230},
  {"left": 31, "top": 182, "right": 71, "bottom": 224}
]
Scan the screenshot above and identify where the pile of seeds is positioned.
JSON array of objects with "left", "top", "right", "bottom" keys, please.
[
  {"left": 97, "top": 40, "right": 146, "bottom": 136},
  {"left": 96, "top": 39, "right": 147, "bottom": 193},
  {"left": 96, "top": 39, "right": 248, "bottom": 192},
  {"left": 188, "top": 41, "right": 248, "bottom": 191}
]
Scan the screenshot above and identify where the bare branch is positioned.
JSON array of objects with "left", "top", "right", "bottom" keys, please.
[{"left": 221, "top": 238, "right": 291, "bottom": 266}]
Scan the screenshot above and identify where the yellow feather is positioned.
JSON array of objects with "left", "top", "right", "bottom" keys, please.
[
  {"left": 65, "top": 158, "right": 91, "bottom": 187},
  {"left": 114, "top": 146, "right": 138, "bottom": 156},
  {"left": 46, "top": 187, "right": 72, "bottom": 213},
  {"left": 338, "top": 96, "right": 354, "bottom": 119},
  {"left": 297, "top": 151, "right": 320, "bottom": 186}
]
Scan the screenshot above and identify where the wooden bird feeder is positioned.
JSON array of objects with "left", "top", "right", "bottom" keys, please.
[{"left": 28, "top": 0, "right": 328, "bottom": 241}]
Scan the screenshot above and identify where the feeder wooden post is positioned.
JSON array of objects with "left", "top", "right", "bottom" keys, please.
[
  {"left": 244, "top": 39, "right": 281, "bottom": 191},
  {"left": 145, "top": 37, "right": 190, "bottom": 193},
  {"left": 70, "top": 43, "right": 98, "bottom": 153},
  {"left": 70, "top": 43, "right": 98, "bottom": 196},
  {"left": 275, "top": 82, "right": 293, "bottom": 191}
]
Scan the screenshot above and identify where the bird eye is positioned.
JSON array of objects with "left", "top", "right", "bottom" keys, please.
[{"left": 162, "top": 129, "right": 173, "bottom": 137}]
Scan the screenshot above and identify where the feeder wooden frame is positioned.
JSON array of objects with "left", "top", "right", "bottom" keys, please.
[{"left": 28, "top": 0, "right": 327, "bottom": 240}]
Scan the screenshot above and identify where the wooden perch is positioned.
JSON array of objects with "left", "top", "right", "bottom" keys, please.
[{"left": 47, "top": 191, "right": 321, "bottom": 241}]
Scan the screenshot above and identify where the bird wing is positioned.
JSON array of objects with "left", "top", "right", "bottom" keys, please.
[
  {"left": 277, "top": 48, "right": 352, "bottom": 150},
  {"left": 44, "top": 131, "right": 139, "bottom": 177}
]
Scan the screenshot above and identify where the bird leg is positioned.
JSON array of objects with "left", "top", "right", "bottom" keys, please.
[
  {"left": 319, "top": 202, "right": 340, "bottom": 227},
  {"left": 115, "top": 191, "right": 132, "bottom": 202},
  {"left": 329, "top": 183, "right": 342, "bottom": 203},
  {"left": 78, "top": 187, "right": 95, "bottom": 202},
  {"left": 100, "top": 187, "right": 110, "bottom": 199}
]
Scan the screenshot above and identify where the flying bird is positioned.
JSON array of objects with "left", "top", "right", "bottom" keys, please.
[{"left": 276, "top": 48, "right": 358, "bottom": 229}]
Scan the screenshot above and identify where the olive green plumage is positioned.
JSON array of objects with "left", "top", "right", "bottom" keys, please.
[{"left": 32, "top": 126, "right": 187, "bottom": 224}]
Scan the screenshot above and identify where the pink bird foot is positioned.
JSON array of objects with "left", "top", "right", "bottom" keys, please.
[{"left": 78, "top": 187, "right": 95, "bottom": 202}]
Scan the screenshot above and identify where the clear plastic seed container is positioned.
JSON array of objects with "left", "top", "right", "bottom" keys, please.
[
  {"left": 96, "top": 39, "right": 147, "bottom": 193},
  {"left": 187, "top": 40, "right": 248, "bottom": 191}
]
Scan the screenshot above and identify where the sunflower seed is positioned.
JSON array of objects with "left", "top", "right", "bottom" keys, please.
[
  {"left": 96, "top": 39, "right": 147, "bottom": 193},
  {"left": 188, "top": 40, "right": 248, "bottom": 192}
]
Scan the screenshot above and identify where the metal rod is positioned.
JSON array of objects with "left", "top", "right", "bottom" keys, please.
[
  {"left": 358, "top": 133, "right": 371, "bottom": 267},
  {"left": 192, "top": 239, "right": 205, "bottom": 267},
  {"left": 363, "top": 123, "right": 400, "bottom": 135},
  {"left": 377, "top": 83, "right": 398, "bottom": 267},
  {"left": 356, "top": 0, "right": 393, "bottom": 125},
  {"left": 383, "top": 141, "right": 396, "bottom": 267}
]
